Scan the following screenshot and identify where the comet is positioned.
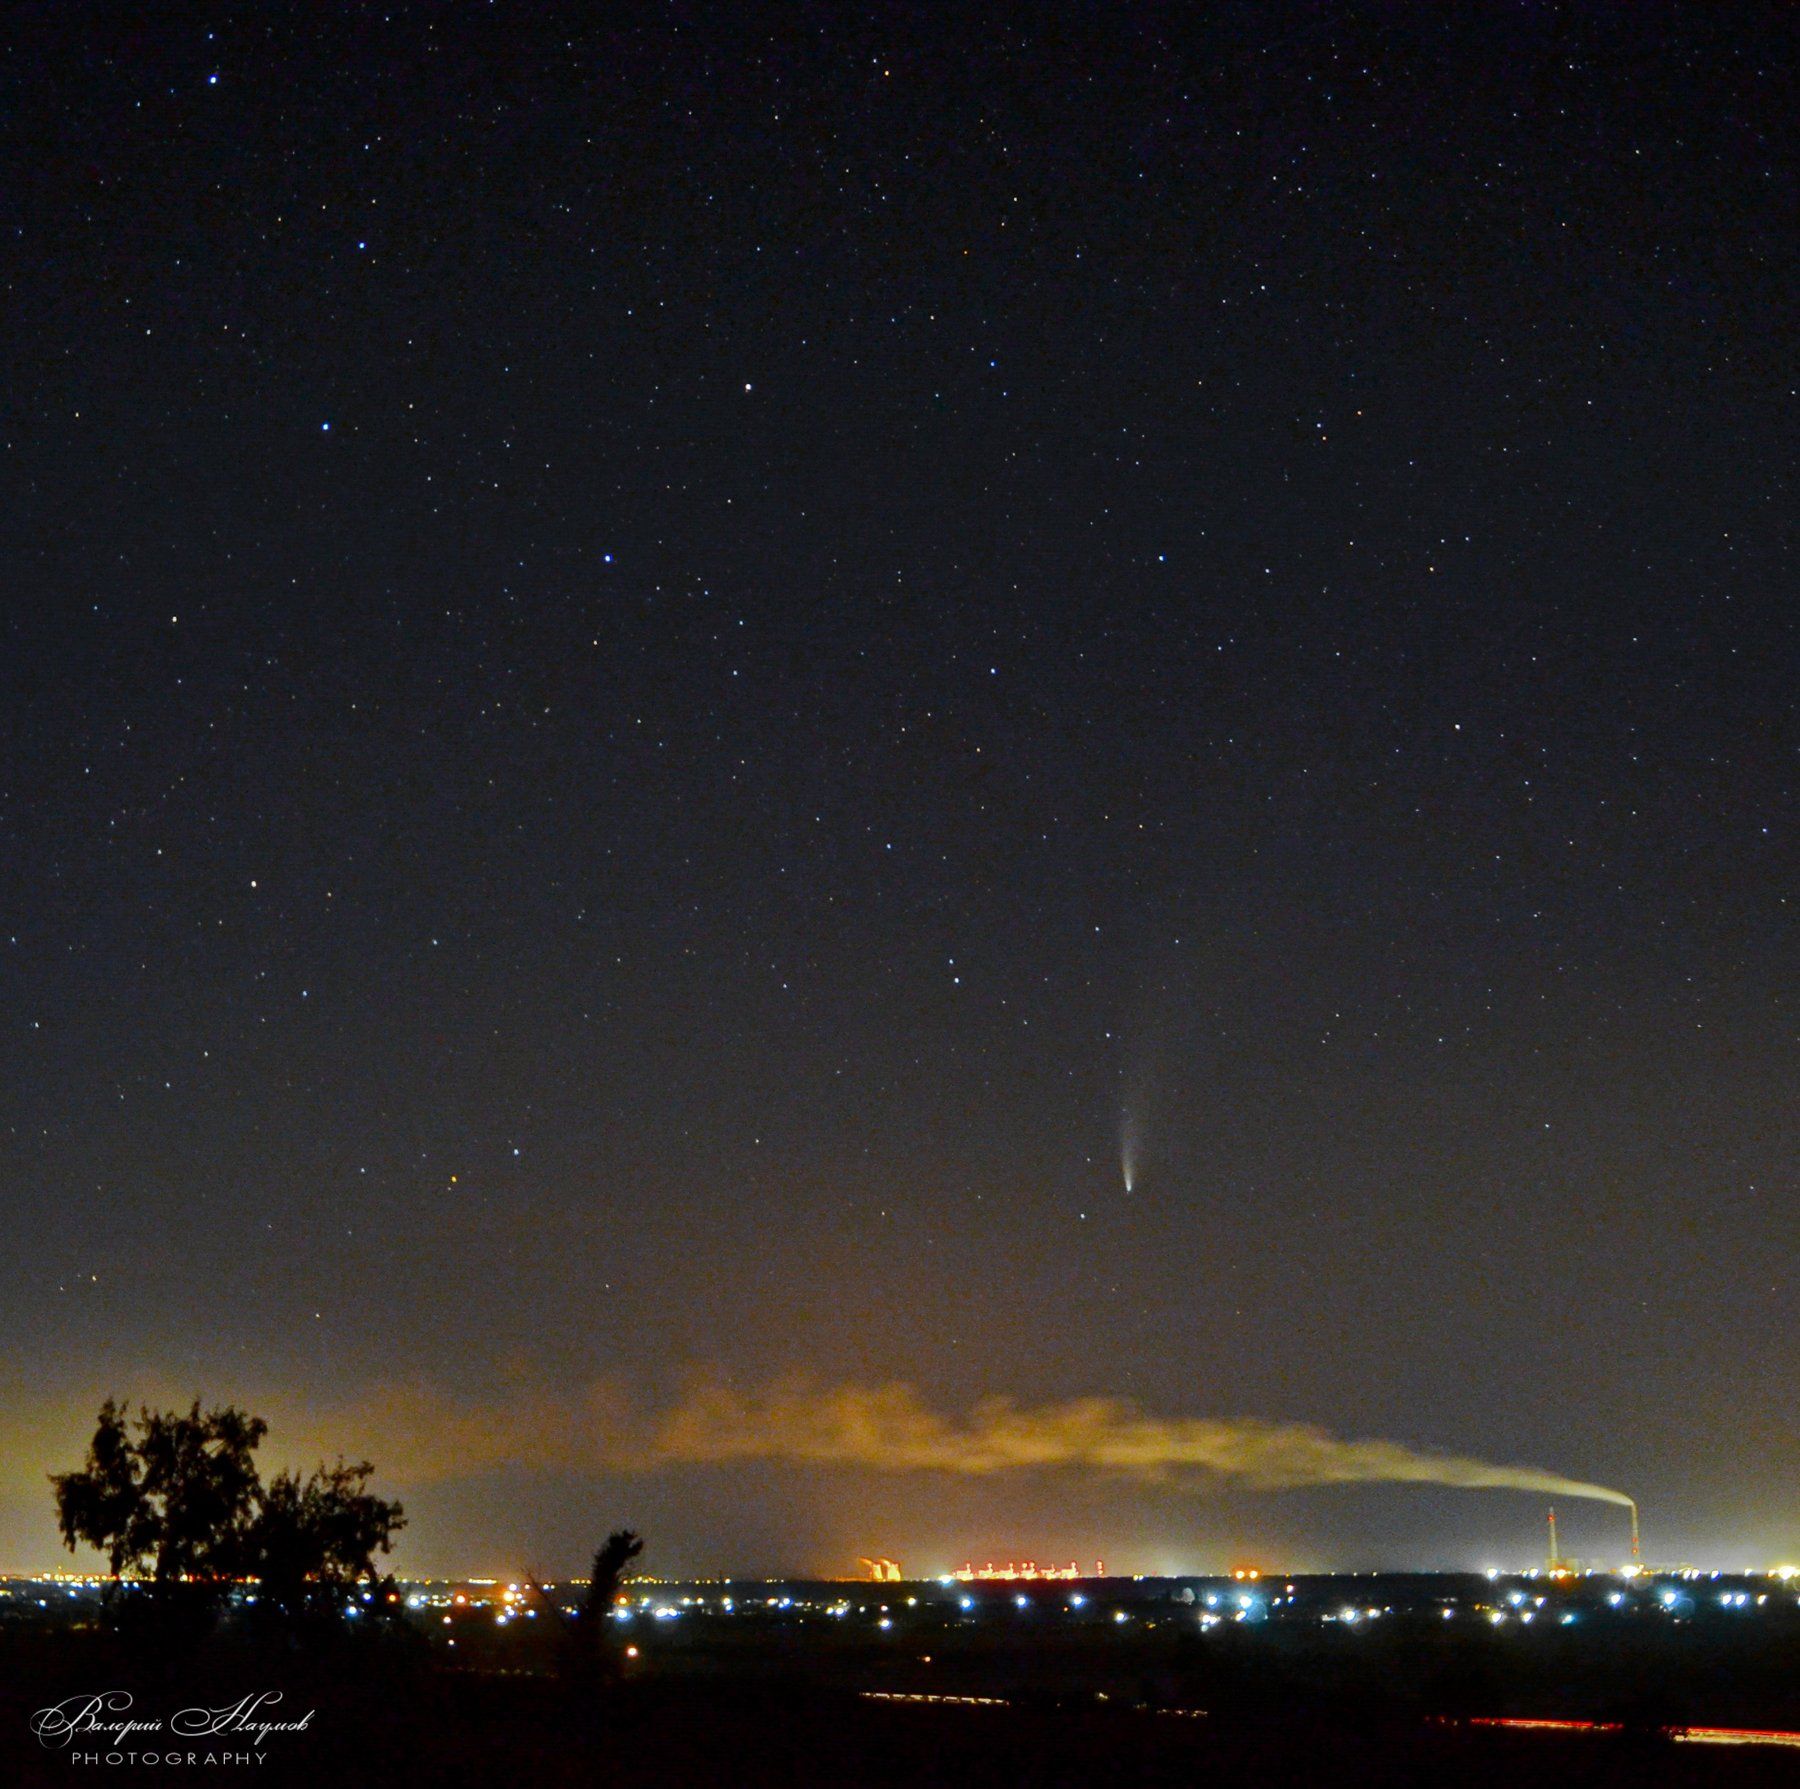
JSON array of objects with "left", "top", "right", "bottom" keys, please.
[{"left": 1119, "top": 1106, "right": 1143, "bottom": 1194}]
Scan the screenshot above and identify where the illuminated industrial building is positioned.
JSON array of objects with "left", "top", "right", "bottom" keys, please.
[{"left": 952, "top": 1560, "right": 1103, "bottom": 1583}]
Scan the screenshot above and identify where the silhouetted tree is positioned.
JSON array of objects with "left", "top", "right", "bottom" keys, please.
[
  {"left": 53, "top": 1399, "right": 266, "bottom": 1646},
  {"left": 51, "top": 1399, "right": 404, "bottom": 1649},
  {"left": 581, "top": 1529, "right": 644, "bottom": 1629},
  {"left": 530, "top": 1529, "right": 643, "bottom": 1690},
  {"left": 246, "top": 1458, "right": 407, "bottom": 1628}
]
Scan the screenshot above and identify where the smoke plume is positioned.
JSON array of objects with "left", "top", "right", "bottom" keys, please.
[
  {"left": 256, "top": 1378, "right": 1631, "bottom": 1508},
  {"left": 6, "top": 1376, "right": 1628, "bottom": 1507},
  {"left": 622, "top": 1381, "right": 1634, "bottom": 1505}
]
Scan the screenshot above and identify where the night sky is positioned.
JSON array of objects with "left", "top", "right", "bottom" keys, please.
[{"left": 4, "top": 6, "right": 1794, "bottom": 1578}]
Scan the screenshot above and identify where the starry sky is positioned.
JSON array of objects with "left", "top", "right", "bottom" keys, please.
[{"left": 3, "top": 5, "right": 1795, "bottom": 1578}]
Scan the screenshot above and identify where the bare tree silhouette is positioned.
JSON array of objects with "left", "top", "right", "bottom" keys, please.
[
  {"left": 582, "top": 1529, "right": 644, "bottom": 1628},
  {"left": 529, "top": 1528, "right": 644, "bottom": 1690}
]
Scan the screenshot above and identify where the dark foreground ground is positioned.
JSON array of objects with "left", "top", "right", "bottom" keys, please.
[{"left": 4, "top": 1602, "right": 1798, "bottom": 1785}]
